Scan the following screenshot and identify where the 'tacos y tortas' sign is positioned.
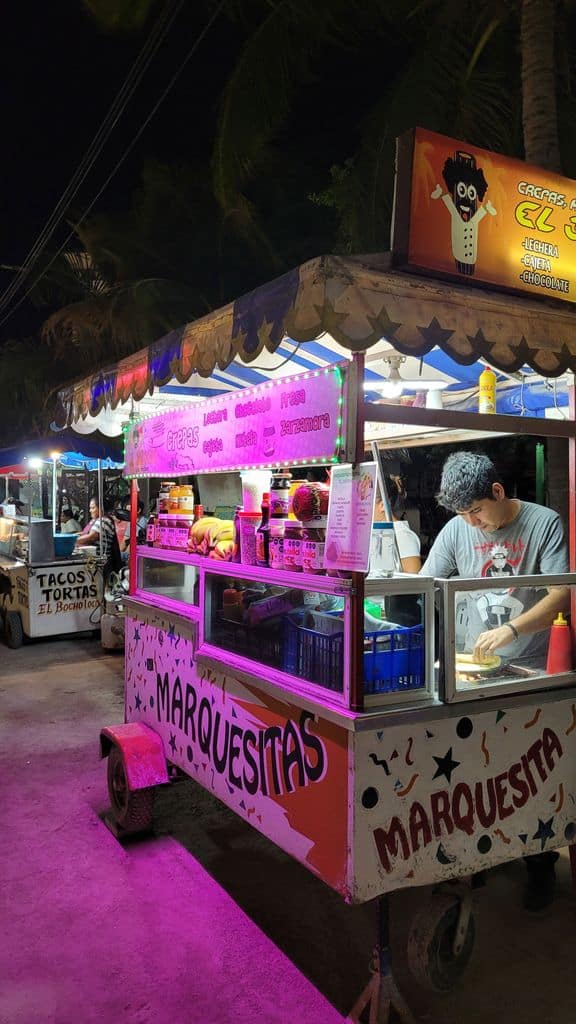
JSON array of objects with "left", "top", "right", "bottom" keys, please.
[{"left": 393, "top": 126, "right": 576, "bottom": 303}]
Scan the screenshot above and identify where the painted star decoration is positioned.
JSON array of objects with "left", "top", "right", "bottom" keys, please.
[
  {"left": 134, "top": 692, "right": 142, "bottom": 711},
  {"left": 532, "top": 817, "right": 555, "bottom": 851},
  {"left": 432, "top": 747, "right": 461, "bottom": 784}
]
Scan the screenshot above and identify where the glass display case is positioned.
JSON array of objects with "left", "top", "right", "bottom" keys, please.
[
  {"left": 200, "top": 564, "right": 435, "bottom": 707},
  {"left": 136, "top": 548, "right": 199, "bottom": 610},
  {"left": 364, "top": 575, "right": 435, "bottom": 706},
  {"left": 0, "top": 515, "right": 54, "bottom": 563},
  {"left": 437, "top": 573, "right": 576, "bottom": 701}
]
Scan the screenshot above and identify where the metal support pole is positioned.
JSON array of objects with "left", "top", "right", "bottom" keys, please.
[
  {"left": 350, "top": 353, "right": 365, "bottom": 712},
  {"left": 346, "top": 895, "right": 416, "bottom": 1024},
  {"left": 129, "top": 478, "right": 138, "bottom": 595}
]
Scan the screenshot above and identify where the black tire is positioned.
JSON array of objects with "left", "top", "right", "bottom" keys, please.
[
  {"left": 107, "top": 746, "right": 154, "bottom": 833},
  {"left": 407, "top": 894, "right": 475, "bottom": 994},
  {"left": 5, "top": 611, "right": 23, "bottom": 649}
]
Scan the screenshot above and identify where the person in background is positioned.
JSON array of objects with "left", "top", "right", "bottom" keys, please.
[
  {"left": 375, "top": 474, "right": 421, "bottom": 572},
  {"left": 120, "top": 499, "right": 147, "bottom": 562},
  {"left": 60, "top": 509, "right": 81, "bottom": 534},
  {"left": 76, "top": 497, "right": 120, "bottom": 578},
  {"left": 421, "top": 450, "right": 569, "bottom": 911}
]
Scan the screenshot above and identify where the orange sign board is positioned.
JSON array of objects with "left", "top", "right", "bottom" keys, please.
[{"left": 392, "top": 127, "right": 576, "bottom": 304}]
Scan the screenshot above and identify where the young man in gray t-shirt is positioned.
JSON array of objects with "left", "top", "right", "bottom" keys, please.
[
  {"left": 421, "top": 450, "right": 569, "bottom": 911},
  {"left": 422, "top": 451, "right": 569, "bottom": 666}
]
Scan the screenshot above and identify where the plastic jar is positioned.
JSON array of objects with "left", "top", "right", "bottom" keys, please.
[
  {"left": 301, "top": 518, "right": 326, "bottom": 574},
  {"left": 270, "top": 471, "right": 292, "bottom": 518},
  {"left": 283, "top": 519, "right": 302, "bottom": 572},
  {"left": 168, "top": 484, "right": 181, "bottom": 514},
  {"left": 239, "top": 511, "right": 260, "bottom": 566},
  {"left": 240, "top": 470, "right": 271, "bottom": 513},
  {"left": 178, "top": 485, "right": 195, "bottom": 513},
  {"left": 158, "top": 482, "right": 175, "bottom": 514},
  {"left": 268, "top": 519, "right": 285, "bottom": 570}
]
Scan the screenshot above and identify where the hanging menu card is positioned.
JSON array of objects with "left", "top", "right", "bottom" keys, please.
[{"left": 324, "top": 463, "right": 377, "bottom": 572}]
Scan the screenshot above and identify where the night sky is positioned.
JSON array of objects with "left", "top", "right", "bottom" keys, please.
[{"left": 0, "top": 2, "right": 245, "bottom": 338}]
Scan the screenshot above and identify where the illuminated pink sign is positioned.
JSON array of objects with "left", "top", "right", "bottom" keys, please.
[{"left": 125, "top": 363, "right": 348, "bottom": 476}]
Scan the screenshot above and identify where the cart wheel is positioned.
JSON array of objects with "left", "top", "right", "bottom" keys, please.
[
  {"left": 407, "top": 893, "right": 475, "bottom": 993},
  {"left": 4, "top": 611, "right": 23, "bottom": 649},
  {"left": 107, "top": 746, "right": 154, "bottom": 833}
]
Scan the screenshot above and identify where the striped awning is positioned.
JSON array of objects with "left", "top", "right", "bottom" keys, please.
[{"left": 56, "top": 253, "right": 576, "bottom": 435}]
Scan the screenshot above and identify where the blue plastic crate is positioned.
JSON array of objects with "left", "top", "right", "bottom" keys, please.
[
  {"left": 283, "top": 610, "right": 344, "bottom": 691},
  {"left": 363, "top": 624, "right": 424, "bottom": 694}
]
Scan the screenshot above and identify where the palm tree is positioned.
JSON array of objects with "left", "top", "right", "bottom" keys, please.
[{"left": 211, "top": 0, "right": 576, "bottom": 250}]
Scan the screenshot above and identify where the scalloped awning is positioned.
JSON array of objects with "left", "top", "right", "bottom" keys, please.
[{"left": 56, "top": 253, "right": 576, "bottom": 426}]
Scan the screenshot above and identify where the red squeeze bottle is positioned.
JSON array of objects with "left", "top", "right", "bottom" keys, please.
[{"left": 546, "top": 612, "right": 572, "bottom": 674}]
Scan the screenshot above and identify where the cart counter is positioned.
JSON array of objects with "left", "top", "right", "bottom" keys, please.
[{"left": 124, "top": 591, "right": 576, "bottom": 903}]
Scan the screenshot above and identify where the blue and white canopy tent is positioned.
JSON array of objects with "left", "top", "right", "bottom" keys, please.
[{"left": 55, "top": 254, "right": 575, "bottom": 438}]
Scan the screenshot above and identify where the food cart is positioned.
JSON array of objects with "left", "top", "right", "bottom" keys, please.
[
  {"left": 0, "top": 451, "right": 115, "bottom": 647},
  {"left": 57, "top": 128, "right": 576, "bottom": 1018}
]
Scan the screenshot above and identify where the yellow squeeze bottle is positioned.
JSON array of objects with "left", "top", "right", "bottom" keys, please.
[{"left": 478, "top": 366, "right": 496, "bottom": 414}]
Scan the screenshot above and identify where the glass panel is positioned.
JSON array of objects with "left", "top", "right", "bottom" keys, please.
[
  {"left": 450, "top": 579, "right": 574, "bottom": 694},
  {"left": 0, "top": 517, "right": 15, "bottom": 557},
  {"left": 363, "top": 589, "right": 428, "bottom": 695},
  {"left": 139, "top": 556, "right": 198, "bottom": 606},
  {"left": 205, "top": 573, "right": 345, "bottom": 693}
]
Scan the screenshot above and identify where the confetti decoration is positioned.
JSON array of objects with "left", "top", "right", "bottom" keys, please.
[
  {"left": 519, "top": 833, "right": 528, "bottom": 844},
  {"left": 391, "top": 749, "right": 399, "bottom": 760},
  {"left": 376, "top": 730, "right": 383, "bottom": 741},
  {"left": 436, "top": 842, "right": 457, "bottom": 865},
  {"left": 395, "top": 773, "right": 419, "bottom": 797},
  {"left": 565, "top": 704, "right": 576, "bottom": 736},
  {"left": 551, "top": 783, "right": 565, "bottom": 813},
  {"left": 494, "top": 828, "right": 512, "bottom": 845},
  {"left": 480, "top": 731, "right": 490, "bottom": 766},
  {"left": 496, "top": 710, "right": 506, "bottom": 724},
  {"left": 425, "top": 729, "right": 434, "bottom": 739},
  {"left": 524, "top": 708, "right": 542, "bottom": 729},
  {"left": 405, "top": 736, "right": 414, "bottom": 766},
  {"left": 432, "top": 749, "right": 460, "bottom": 783},
  {"left": 532, "top": 817, "right": 555, "bottom": 850},
  {"left": 369, "top": 753, "right": 390, "bottom": 776}
]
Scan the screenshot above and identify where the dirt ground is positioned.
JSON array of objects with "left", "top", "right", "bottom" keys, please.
[{"left": 1, "top": 635, "right": 575, "bottom": 1023}]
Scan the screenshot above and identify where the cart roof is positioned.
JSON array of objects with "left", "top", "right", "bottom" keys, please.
[{"left": 55, "top": 254, "right": 576, "bottom": 436}]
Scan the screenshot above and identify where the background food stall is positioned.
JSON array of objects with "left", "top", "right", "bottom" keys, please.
[
  {"left": 0, "top": 439, "right": 122, "bottom": 647},
  {"left": 56, "top": 130, "right": 576, "bottom": 1009}
]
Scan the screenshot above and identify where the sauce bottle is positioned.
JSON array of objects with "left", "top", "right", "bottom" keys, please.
[
  {"left": 478, "top": 367, "right": 496, "bottom": 414},
  {"left": 256, "top": 492, "right": 271, "bottom": 567},
  {"left": 546, "top": 612, "right": 572, "bottom": 673}
]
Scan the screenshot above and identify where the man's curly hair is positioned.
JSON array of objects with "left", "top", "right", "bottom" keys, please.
[{"left": 436, "top": 451, "right": 499, "bottom": 512}]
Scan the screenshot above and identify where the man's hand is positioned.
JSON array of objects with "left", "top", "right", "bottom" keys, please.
[
  {"left": 473, "top": 625, "right": 514, "bottom": 659},
  {"left": 485, "top": 199, "right": 497, "bottom": 215},
  {"left": 431, "top": 184, "right": 443, "bottom": 199}
]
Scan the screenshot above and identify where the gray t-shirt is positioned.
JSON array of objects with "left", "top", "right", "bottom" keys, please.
[{"left": 421, "top": 501, "right": 568, "bottom": 665}]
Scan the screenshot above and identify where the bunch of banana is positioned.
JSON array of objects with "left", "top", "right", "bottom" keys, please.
[{"left": 186, "top": 517, "right": 235, "bottom": 559}]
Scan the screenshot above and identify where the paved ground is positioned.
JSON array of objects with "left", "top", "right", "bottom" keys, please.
[{"left": 1, "top": 636, "right": 576, "bottom": 1023}]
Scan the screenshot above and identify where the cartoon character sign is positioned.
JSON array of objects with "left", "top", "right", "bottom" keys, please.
[{"left": 431, "top": 150, "right": 497, "bottom": 275}]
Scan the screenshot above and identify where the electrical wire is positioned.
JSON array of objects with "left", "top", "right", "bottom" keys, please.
[
  {"left": 0, "top": 0, "right": 184, "bottom": 317},
  {"left": 0, "top": 0, "right": 226, "bottom": 331}
]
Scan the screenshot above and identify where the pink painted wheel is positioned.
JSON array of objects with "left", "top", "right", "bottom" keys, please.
[{"left": 107, "top": 746, "right": 154, "bottom": 833}]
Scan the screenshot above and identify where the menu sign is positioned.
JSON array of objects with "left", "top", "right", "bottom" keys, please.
[
  {"left": 324, "top": 463, "right": 377, "bottom": 572},
  {"left": 124, "top": 363, "right": 347, "bottom": 477},
  {"left": 393, "top": 126, "right": 576, "bottom": 304}
]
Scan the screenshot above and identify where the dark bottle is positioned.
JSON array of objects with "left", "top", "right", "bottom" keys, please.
[
  {"left": 146, "top": 512, "right": 157, "bottom": 546},
  {"left": 193, "top": 504, "right": 204, "bottom": 522},
  {"left": 255, "top": 492, "right": 271, "bottom": 567},
  {"left": 270, "top": 470, "right": 292, "bottom": 518}
]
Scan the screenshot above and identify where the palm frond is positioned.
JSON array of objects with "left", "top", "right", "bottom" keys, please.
[{"left": 212, "top": 0, "right": 386, "bottom": 221}]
